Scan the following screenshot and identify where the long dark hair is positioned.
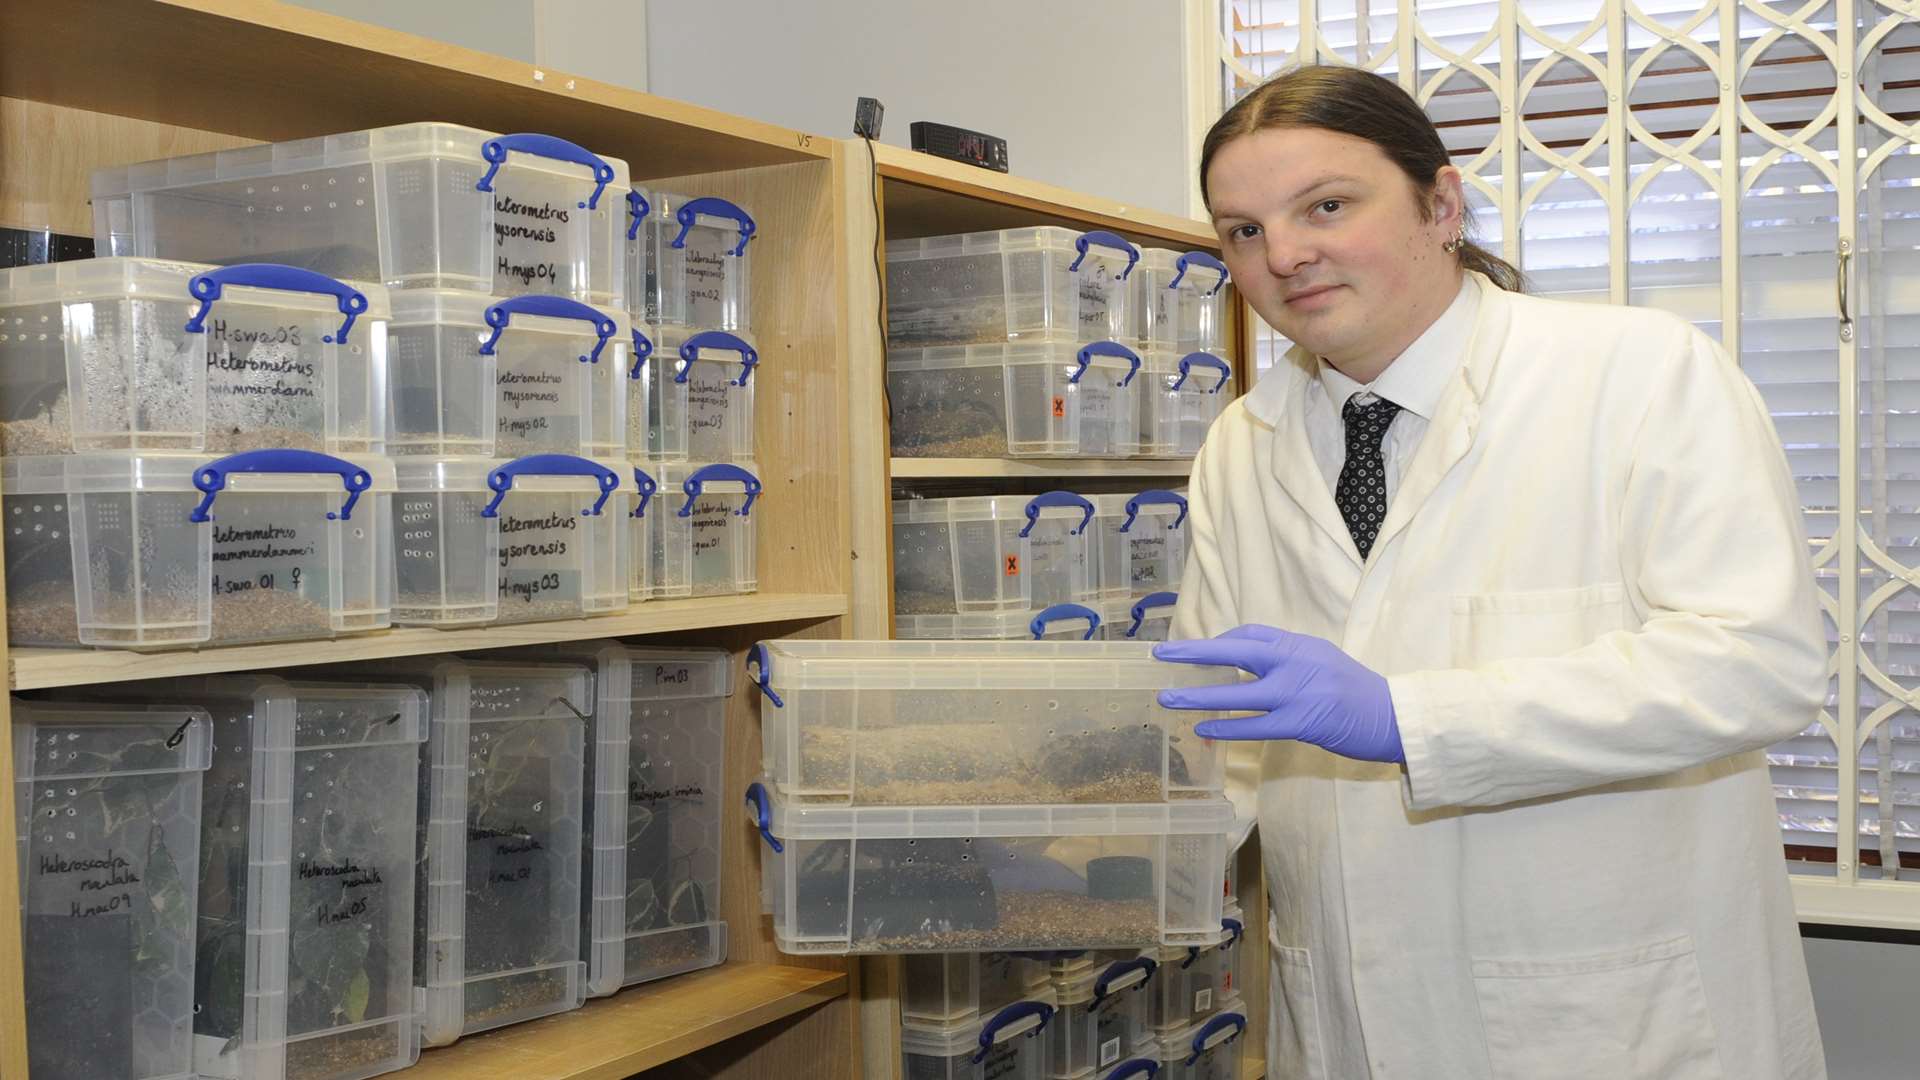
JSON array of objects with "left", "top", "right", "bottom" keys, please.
[{"left": 1202, "top": 66, "right": 1524, "bottom": 292}]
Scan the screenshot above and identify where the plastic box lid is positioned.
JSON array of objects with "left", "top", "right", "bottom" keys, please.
[
  {"left": 1135, "top": 248, "right": 1231, "bottom": 291},
  {"left": 887, "top": 338, "right": 1142, "bottom": 372},
  {"left": 92, "top": 122, "right": 632, "bottom": 198},
  {"left": 0, "top": 256, "right": 393, "bottom": 322},
  {"left": 1053, "top": 953, "right": 1157, "bottom": 1007},
  {"left": 386, "top": 287, "right": 625, "bottom": 337},
  {"left": 755, "top": 788, "right": 1236, "bottom": 841},
  {"left": 886, "top": 226, "right": 1138, "bottom": 264},
  {"left": 2, "top": 449, "right": 396, "bottom": 496},
  {"left": 893, "top": 492, "right": 1097, "bottom": 527},
  {"left": 12, "top": 701, "right": 213, "bottom": 779},
  {"left": 893, "top": 608, "right": 1107, "bottom": 641},
  {"left": 393, "top": 454, "right": 636, "bottom": 499},
  {"left": 1151, "top": 1003, "right": 1247, "bottom": 1065},
  {"left": 750, "top": 639, "right": 1224, "bottom": 691},
  {"left": 900, "top": 993, "right": 1059, "bottom": 1056}
]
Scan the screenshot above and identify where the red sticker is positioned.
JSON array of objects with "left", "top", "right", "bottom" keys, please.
[
  {"left": 1005, "top": 555, "right": 1021, "bottom": 576},
  {"left": 1052, "top": 396, "right": 1066, "bottom": 418}
]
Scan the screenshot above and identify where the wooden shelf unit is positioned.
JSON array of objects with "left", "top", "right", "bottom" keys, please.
[
  {"left": 841, "top": 138, "right": 1265, "bottom": 1080},
  {"left": 0, "top": 1, "right": 859, "bottom": 1078}
]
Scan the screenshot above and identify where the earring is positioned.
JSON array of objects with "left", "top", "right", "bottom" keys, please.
[{"left": 1442, "top": 229, "right": 1465, "bottom": 255}]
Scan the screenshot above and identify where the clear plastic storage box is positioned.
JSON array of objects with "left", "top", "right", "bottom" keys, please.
[
  {"left": 645, "top": 462, "right": 760, "bottom": 598},
  {"left": 14, "top": 701, "right": 212, "bottom": 1080},
  {"left": 1088, "top": 491, "right": 1189, "bottom": 601},
  {"left": 92, "top": 676, "right": 428, "bottom": 1080},
  {"left": 750, "top": 639, "right": 1227, "bottom": 806},
  {"left": 886, "top": 227, "right": 1139, "bottom": 348},
  {"left": 749, "top": 782, "right": 1233, "bottom": 953},
  {"left": 354, "top": 659, "right": 589, "bottom": 1046},
  {"left": 1150, "top": 912, "right": 1242, "bottom": 1034},
  {"left": 1149, "top": 1007, "right": 1246, "bottom": 1080},
  {"left": 1137, "top": 351, "right": 1233, "bottom": 459},
  {"left": 93, "top": 124, "right": 631, "bottom": 306},
  {"left": 1131, "top": 250, "right": 1231, "bottom": 353},
  {"left": 902, "top": 999, "right": 1057, "bottom": 1080},
  {"left": 0, "top": 258, "right": 390, "bottom": 456},
  {"left": 3, "top": 450, "right": 395, "bottom": 649},
  {"left": 468, "top": 454, "right": 632, "bottom": 624},
  {"left": 519, "top": 642, "right": 730, "bottom": 996},
  {"left": 638, "top": 324, "right": 758, "bottom": 462},
  {"left": 887, "top": 340, "right": 1142, "bottom": 459},
  {"left": 387, "top": 290, "right": 627, "bottom": 458},
  {"left": 627, "top": 190, "right": 756, "bottom": 332},
  {"left": 902, "top": 952, "right": 1051, "bottom": 1026},
  {"left": 892, "top": 493, "right": 1098, "bottom": 618},
  {"left": 1049, "top": 955, "right": 1159, "bottom": 1079}
]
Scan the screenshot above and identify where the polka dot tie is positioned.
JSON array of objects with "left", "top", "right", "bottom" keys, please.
[{"left": 1336, "top": 394, "right": 1402, "bottom": 560}]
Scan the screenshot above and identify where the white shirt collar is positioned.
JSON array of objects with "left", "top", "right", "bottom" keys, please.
[{"left": 1317, "top": 273, "right": 1480, "bottom": 421}]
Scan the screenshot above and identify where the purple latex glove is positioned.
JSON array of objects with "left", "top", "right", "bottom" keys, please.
[{"left": 1154, "top": 625, "right": 1404, "bottom": 763}]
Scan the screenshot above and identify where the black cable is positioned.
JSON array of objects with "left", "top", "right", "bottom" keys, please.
[{"left": 864, "top": 135, "right": 894, "bottom": 428}]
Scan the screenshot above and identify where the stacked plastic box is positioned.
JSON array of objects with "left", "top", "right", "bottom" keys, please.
[
  {"left": 747, "top": 640, "right": 1236, "bottom": 955},
  {"left": 0, "top": 259, "right": 401, "bottom": 650},
  {"left": 1147, "top": 1007, "right": 1246, "bottom": 1080},
  {"left": 1149, "top": 910, "right": 1244, "bottom": 1037},
  {"left": 1048, "top": 953, "right": 1160, "bottom": 1079},
  {"left": 85, "top": 675, "right": 428, "bottom": 1080},
  {"left": 87, "top": 123, "right": 650, "bottom": 631},
  {"left": 626, "top": 190, "right": 763, "bottom": 600},
  {"left": 1087, "top": 491, "right": 1189, "bottom": 601},
  {"left": 344, "top": 658, "right": 589, "bottom": 1047},
  {"left": 886, "top": 227, "right": 1145, "bottom": 460},
  {"left": 13, "top": 700, "right": 212, "bottom": 1080},
  {"left": 514, "top": 642, "right": 730, "bottom": 996},
  {"left": 892, "top": 492, "right": 1100, "bottom": 641},
  {"left": 1105, "top": 593, "right": 1177, "bottom": 642}
]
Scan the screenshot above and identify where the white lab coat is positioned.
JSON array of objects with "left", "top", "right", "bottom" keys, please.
[{"left": 1171, "top": 272, "right": 1827, "bottom": 1080}]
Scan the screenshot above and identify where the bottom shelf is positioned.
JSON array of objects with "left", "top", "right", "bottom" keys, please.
[{"left": 400, "top": 963, "right": 848, "bottom": 1080}]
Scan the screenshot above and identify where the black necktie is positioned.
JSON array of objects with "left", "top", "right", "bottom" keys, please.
[{"left": 1337, "top": 395, "right": 1402, "bottom": 559}]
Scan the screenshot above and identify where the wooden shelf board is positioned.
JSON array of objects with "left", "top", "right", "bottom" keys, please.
[
  {"left": 890, "top": 457, "right": 1195, "bottom": 479},
  {"left": 400, "top": 963, "right": 847, "bottom": 1080},
  {"left": 0, "top": 0, "right": 827, "bottom": 181},
  {"left": 10, "top": 593, "right": 848, "bottom": 690},
  {"left": 869, "top": 141, "right": 1217, "bottom": 248}
]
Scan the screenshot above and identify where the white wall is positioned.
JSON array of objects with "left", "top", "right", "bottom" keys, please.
[
  {"left": 286, "top": 0, "right": 536, "bottom": 61},
  {"left": 643, "top": 0, "right": 1197, "bottom": 218}
]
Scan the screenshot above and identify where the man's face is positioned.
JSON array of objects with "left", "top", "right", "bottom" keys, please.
[{"left": 1207, "top": 126, "right": 1464, "bottom": 375}]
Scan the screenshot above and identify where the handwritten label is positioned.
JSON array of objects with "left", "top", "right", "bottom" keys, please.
[
  {"left": 204, "top": 314, "right": 324, "bottom": 437},
  {"left": 653, "top": 665, "right": 692, "bottom": 685},
  {"left": 470, "top": 823, "right": 543, "bottom": 889},
  {"left": 682, "top": 229, "right": 732, "bottom": 326},
  {"left": 42, "top": 851, "right": 143, "bottom": 918},
  {"left": 492, "top": 181, "right": 578, "bottom": 294},
  {"left": 628, "top": 782, "right": 705, "bottom": 805}
]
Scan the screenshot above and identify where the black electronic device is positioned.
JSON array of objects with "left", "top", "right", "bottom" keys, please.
[
  {"left": 910, "top": 121, "right": 1009, "bottom": 173},
  {"left": 854, "top": 96, "right": 885, "bottom": 140}
]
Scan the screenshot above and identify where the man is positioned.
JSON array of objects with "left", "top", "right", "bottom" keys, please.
[{"left": 1155, "top": 65, "right": 1827, "bottom": 1079}]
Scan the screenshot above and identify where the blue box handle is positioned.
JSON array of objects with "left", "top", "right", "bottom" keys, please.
[
  {"left": 743, "top": 782, "right": 783, "bottom": 853},
  {"left": 1105, "top": 1061, "right": 1159, "bottom": 1080},
  {"left": 1169, "top": 251, "right": 1231, "bottom": 296},
  {"left": 677, "top": 463, "right": 762, "bottom": 519},
  {"left": 625, "top": 189, "right": 653, "bottom": 241},
  {"left": 629, "top": 327, "right": 656, "bottom": 380},
  {"left": 481, "top": 453, "right": 621, "bottom": 518},
  {"left": 1093, "top": 955, "right": 1157, "bottom": 1005},
  {"left": 1069, "top": 230, "right": 1141, "bottom": 279},
  {"left": 1075, "top": 340, "right": 1141, "bottom": 387},
  {"left": 1219, "top": 915, "right": 1244, "bottom": 950},
  {"left": 1172, "top": 352, "right": 1232, "bottom": 394},
  {"left": 481, "top": 295, "right": 619, "bottom": 364},
  {"left": 183, "top": 264, "right": 369, "bottom": 345},
  {"left": 670, "top": 196, "right": 757, "bottom": 256},
  {"left": 476, "top": 132, "right": 617, "bottom": 210},
  {"left": 677, "top": 330, "right": 760, "bottom": 387},
  {"left": 1031, "top": 603, "right": 1101, "bottom": 641},
  {"left": 630, "top": 466, "right": 659, "bottom": 520},
  {"left": 973, "top": 1000, "right": 1054, "bottom": 1065},
  {"left": 1129, "top": 591, "right": 1178, "bottom": 639},
  {"left": 1123, "top": 490, "right": 1189, "bottom": 532},
  {"left": 189, "top": 449, "right": 373, "bottom": 524},
  {"left": 1185, "top": 1013, "right": 1247, "bottom": 1066},
  {"left": 746, "top": 642, "right": 784, "bottom": 707},
  {"left": 1020, "top": 490, "right": 1094, "bottom": 538}
]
